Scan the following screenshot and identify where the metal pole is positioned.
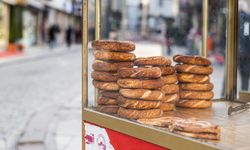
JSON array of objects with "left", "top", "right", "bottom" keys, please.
[
  {"left": 94, "top": 0, "right": 102, "bottom": 106},
  {"left": 225, "top": 0, "right": 238, "bottom": 101},
  {"left": 82, "top": 0, "right": 88, "bottom": 149},
  {"left": 202, "top": 0, "right": 209, "bottom": 57},
  {"left": 95, "top": 0, "right": 101, "bottom": 40},
  {"left": 82, "top": 0, "right": 89, "bottom": 110}
]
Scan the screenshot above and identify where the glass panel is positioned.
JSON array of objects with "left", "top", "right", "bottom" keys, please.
[
  {"left": 86, "top": 0, "right": 228, "bottom": 108},
  {"left": 208, "top": 0, "right": 227, "bottom": 98},
  {"left": 238, "top": 0, "right": 250, "bottom": 97}
]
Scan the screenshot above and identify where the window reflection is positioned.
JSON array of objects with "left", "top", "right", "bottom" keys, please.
[{"left": 238, "top": 0, "right": 250, "bottom": 93}]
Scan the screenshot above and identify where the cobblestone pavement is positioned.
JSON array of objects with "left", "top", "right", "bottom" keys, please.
[{"left": 0, "top": 46, "right": 82, "bottom": 150}]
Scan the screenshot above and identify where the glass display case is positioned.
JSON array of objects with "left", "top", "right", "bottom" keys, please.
[{"left": 82, "top": 0, "right": 250, "bottom": 149}]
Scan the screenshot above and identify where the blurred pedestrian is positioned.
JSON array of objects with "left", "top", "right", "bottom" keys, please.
[
  {"left": 48, "top": 24, "right": 60, "bottom": 49},
  {"left": 238, "top": 1, "right": 250, "bottom": 91},
  {"left": 187, "top": 26, "right": 200, "bottom": 55},
  {"left": 165, "top": 21, "right": 174, "bottom": 56},
  {"left": 75, "top": 28, "right": 82, "bottom": 43},
  {"left": 66, "top": 26, "right": 73, "bottom": 48}
]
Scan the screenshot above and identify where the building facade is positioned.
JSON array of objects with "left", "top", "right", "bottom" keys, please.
[{"left": 0, "top": 0, "right": 82, "bottom": 52}]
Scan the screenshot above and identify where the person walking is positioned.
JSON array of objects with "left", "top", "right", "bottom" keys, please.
[
  {"left": 165, "top": 22, "right": 174, "bottom": 56},
  {"left": 48, "top": 25, "right": 60, "bottom": 49},
  {"left": 66, "top": 26, "right": 73, "bottom": 48}
]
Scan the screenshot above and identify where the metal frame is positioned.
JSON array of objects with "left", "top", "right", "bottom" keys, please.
[
  {"left": 225, "top": 0, "right": 238, "bottom": 101},
  {"left": 82, "top": 0, "right": 239, "bottom": 149},
  {"left": 94, "top": 0, "right": 101, "bottom": 106},
  {"left": 82, "top": 1, "right": 88, "bottom": 150},
  {"left": 202, "top": 0, "right": 209, "bottom": 57}
]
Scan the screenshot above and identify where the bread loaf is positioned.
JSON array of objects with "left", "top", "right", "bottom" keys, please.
[
  {"left": 160, "top": 103, "right": 175, "bottom": 111},
  {"left": 177, "top": 73, "right": 209, "bottom": 83},
  {"left": 161, "top": 74, "right": 178, "bottom": 84},
  {"left": 117, "top": 78, "right": 164, "bottom": 89},
  {"left": 92, "top": 60, "right": 133, "bottom": 72},
  {"left": 92, "top": 40, "right": 135, "bottom": 51},
  {"left": 119, "top": 88, "right": 164, "bottom": 101},
  {"left": 158, "top": 66, "right": 175, "bottom": 76},
  {"left": 162, "top": 94, "right": 180, "bottom": 103},
  {"left": 134, "top": 56, "right": 171, "bottom": 66},
  {"left": 161, "top": 84, "right": 180, "bottom": 94},
  {"left": 93, "top": 80, "right": 119, "bottom": 91},
  {"left": 96, "top": 105, "right": 119, "bottom": 114},
  {"left": 97, "top": 96, "right": 117, "bottom": 105},
  {"left": 118, "top": 67, "right": 161, "bottom": 79},
  {"left": 179, "top": 91, "right": 214, "bottom": 100},
  {"left": 179, "top": 83, "right": 214, "bottom": 91},
  {"left": 118, "top": 107, "right": 163, "bottom": 119},
  {"left": 173, "top": 55, "right": 211, "bottom": 66},
  {"left": 175, "top": 64, "right": 213, "bottom": 75},
  {"left": 94, "top": 51, "right": 136, "bottom": 62},
  {"left": 91, "top": 71, "right": 118, "bottom": 82},
  {"left": 117, "top": 96, "right": 161, "bottom": 109},
  {"left": 176, "top": 99, "right": 212, "bottom": 108},
  {"left": 99, "top": 91, "right": 120, "bottom": 99}
]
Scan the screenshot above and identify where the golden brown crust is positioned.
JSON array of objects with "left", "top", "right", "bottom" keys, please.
[
  {"left": 134, "top": 56, "right": 171, "bottom": 66},
  {"left": 161, "top": 74, "right": 178, "bottom": 84},
  {"left": 173, "top": 55, "right": 211, "bottom": 66},
  {"left": 97, "top": 96, "right": 117, "bottom": 105},
  {"left": 99, "top": 91, "right": 120, "bottom": 99},
  {"left": 160, "top": 103, "right": 175, "bottom": 112},
  {"left": 92, "top": 60, "right": 133, "bottom": 72},
  {"left": 117, "top": 78, "right": 164, "bottom": 89},
  {"left": 91, "top": 71, "right": 118, "bottom": 82},
  {"left": 92, "top": 40, "right": 135, "bottom": 51},
  {"left": 177, "top": 73, "right": 209, "bottom": 83},
  {"left": 180, "top": 83, "right": 214, "bottom": 91},
  {"left": 93, "top": 80, "right": 119, "bottom": 91},
  {"left": 119, "top": 89, "right": 164, "bottom": 101},
  {"left": 161, "top": 84, "right": 180, "bottom": 94},
  {"left": 176, "top": 100, "right": 212, "bottom": 108},
  {"left": 175, "top": 64, "right": 213, "bottom": 75},
  {"left": 170, "top": 119, "right": 220, "bottom": 134},
  {"left": 180, "top": 91, "right": 214, "bottom": 100},
  {"left": 117, "top": 96, "right": 161, "bottom": 109},
  {"left": 137, "top": 116, "right": 183, "bottom": 127},
  {"left": 162, "top": 94, "right": 180, "bottom": 103},
  {"left": 159, "top": 66, "right": 175, "bottom": 76},
  {"left": 118, "top": 67, "right": 161, "bottom": 79},
  {"left": 96, "top": 105, "right": 119, "bottom": 114},
  {"left": 118, "top": 107, "right": 163, "bottom": 119},
  {"left": 173, "top": 130, "right": 220, "bottom": 140},
  {"left": 94, "top": 51, "right": 136, "bottom": 62}
]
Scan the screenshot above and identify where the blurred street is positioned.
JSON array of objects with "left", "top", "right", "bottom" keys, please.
[{"left": 0, "top": 45, "right": 81, "bottom": 150}]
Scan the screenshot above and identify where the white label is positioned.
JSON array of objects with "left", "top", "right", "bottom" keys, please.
[
  {"left": 84, "top": 123, "right": 115, "bottom": 150},
  {"left": 244, "top": 22, "right": 249, "bottom": 36}
]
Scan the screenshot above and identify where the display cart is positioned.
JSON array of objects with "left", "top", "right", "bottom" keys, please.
[{"left": 82, "top": 0, "right": 250, "bottom": 149}]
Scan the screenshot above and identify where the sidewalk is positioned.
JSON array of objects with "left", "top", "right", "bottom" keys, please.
[
  {"left": 0, "top": 44, "right": 81, "bottom": 67},
  {"left": 16, "top": 95, "right": 81, "bottom": 150},
  {"left": 0, "top": 44, "right": 82, "bottom": 150}
]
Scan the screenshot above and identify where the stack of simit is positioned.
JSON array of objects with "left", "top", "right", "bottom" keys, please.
[
  {"left": 173, "top": 55, "right": 214, "bottom": 109},
  {"left": 117, "top": 56, "right": 169, "bottom": 119},
  {"left": 159, "top": 58, "right": 179, "bottom": 112},
  {"left": 91, "top": 40, "right": 136, "bottom": 114}
]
